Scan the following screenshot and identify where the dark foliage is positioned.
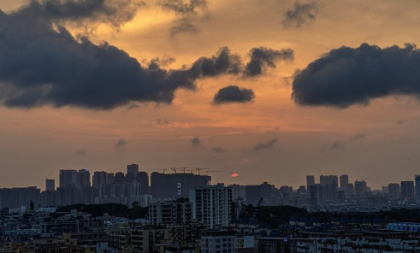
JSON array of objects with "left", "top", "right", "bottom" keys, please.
[{"left": 56, "top": 203, "right": 148, "bottom": 219}]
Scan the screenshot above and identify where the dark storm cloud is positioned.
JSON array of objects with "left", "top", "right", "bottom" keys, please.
[
  {"left": 0, "top": 1, "right": 290, "bottom": 110},
  {"left": 189, "top": 47, "right": 242, "bottom": 78},
  {"left": 282, "top": 2, "right": 318, "bottom": 28},
  {"left": 191, "top": 136, "right": 201, "bottom": 147},
  {"left": 0, "top": 0, "right": 249, "bottom": 110},
  {"left": 254, "top": 139, "right": 278, "bottom": 151},
  {"left": 213, "top": 85, "right": 255, "bottom": 105},
  {"left": 211, "top": 147, "right": 225, "bottom": 153},
  {"left": 244, "top": 47, "right": 294, "bottom": 77},
  {"left": 292, "top": 43, "right": 420, "bottom": 108},
  {"left": 23, "top": 0, "right": 145, "bottom": 29},
  {"left": 158, "top": 0, "right": 208, "bottom": 37}
]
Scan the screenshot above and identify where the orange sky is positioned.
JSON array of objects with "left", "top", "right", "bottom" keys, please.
[{"left": 1, "top": 0, "right": 420, "bottom": 190}]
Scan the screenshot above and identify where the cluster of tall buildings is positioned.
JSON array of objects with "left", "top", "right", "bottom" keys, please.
[
  {"left": 3, "top": 166, "right": 420, "bottom": 212},
  {"left": 305, "top": 174, "right": 420, "bottom": 208},
  {"left": 0, "top": 164, "right": 215, "bottom": 209}
]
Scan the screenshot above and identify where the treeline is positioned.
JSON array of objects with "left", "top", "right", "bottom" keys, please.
[
  {"left": 250, "top": 206, "right": 420, "bottom": 228},
  {"left": 55, "top": 202, "right": 420, "bottom": 228},
  {"left": 56, "top": 203, "right": 148, "bottom": 219}
]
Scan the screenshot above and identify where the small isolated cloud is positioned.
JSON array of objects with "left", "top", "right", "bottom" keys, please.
[
  {"left": 267, "top": 127, "right": 280, "bottom": 134},
  {"left": 150, "top": 55, "right": 176, "bottom": 67},
  {"left": 244, "top": 47, "right": 294, "bottom": 77},
  {"left": 397, "top": 120, "right": 404, "bottom": 125},
  {"left": 157, "top": 119, "right": 171, "bottom": 127},
  {"left": 213, "top": 85, "right": 255, "bottom": 105},
  {"left": 156, "top": 119, "right": 193, "bottom": 129},
  {"left": 76, "top": 149, "right": 87, "bottom": 156},
  {"left": 114, "top": 139, "right": 127, "bottom": 151},
  {"left": 227, "top": 158, "right": 252, "bottom": 165},
  {"left": 170, "top": 20, "right": 199, "bottom": 37},
  {"left": 159, "top": 0, "right": 209, "bottom": 37},
  {"left": 350, "top": 133, "right": 366, "bottom": 141},
  {"left": 282, "top": 2, "right": 318, "bottom": 28},
  {"left": 330, "top": 141, "right": 341, "bottom": 150},
  {"left": 211, "top": 147, "right": 225, "bottom": 153},
  {"left": 191, "top": 136, "right": 200, "bottom": 147},
  {"left": 254, "top": 139, "right": 278, "bottom": 151}
]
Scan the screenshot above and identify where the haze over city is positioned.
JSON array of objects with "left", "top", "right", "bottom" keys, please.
[{"left": 1, "top": 0, "right": 420, "bottom": 190}]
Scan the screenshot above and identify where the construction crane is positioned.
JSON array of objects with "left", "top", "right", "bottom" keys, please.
[
  {"left": 249, "top": 198, "right": 264, "bottom": 226},
  {"left": 195, "top": 167, "right": 209, "bottom": 175},
  {"left": 45, "top": 172, "right": 53, "bottom": 179},
  {"left": 235, "top": 197, "right": 244, "bottom": 220},
  {"left": 152, "top": 169, "right": 167, "bottom": 173},
  {"left": 171, "top": 167, "right": 196, "bottom": 174},
  {"left": 204, "top": 170, "right": 221, "bottom": 175}
]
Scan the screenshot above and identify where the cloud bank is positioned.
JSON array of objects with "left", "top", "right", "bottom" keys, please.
[
  {"left": 0, "top": 0, "right": 292, "bottom": 110},
  {"left": 292, "top": 43, "right": 420, "bottom": 108}
]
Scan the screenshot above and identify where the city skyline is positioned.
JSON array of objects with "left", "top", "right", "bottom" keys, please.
[
  {"left": 1, "top": 0, "right": 420, "bottom": 189},
  {"left": 5, "top": 164, "right": 420, "bottom": 193}
]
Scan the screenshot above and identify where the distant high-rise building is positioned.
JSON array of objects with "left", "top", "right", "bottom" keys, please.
[
  {"left": 127, "top": 164, "right": 139, "bottom": 175},
  {"left": 306, "top": 175, "right": 315, "bottom": 189},
  {"left": 401, "top": 181, "right": 415, "bottom": 199},
  {"left": 151, "top": 172, "right": 211, "bottom": 199},
  {"left": 114, "top": 172, "right": 125, "bottom": 184},
  {"left": 297, "top": 185, "right": 306, "bottom": 196},
  {"left": 0, "top": 187, "right": 41, "bottom": 209},
  {"left": 245, "top": 182, "right": 276, "bottom": 205},
  {"left": 59, "top": 169, "right": 77, "bottom": 188},
  {"left": 347, "top": 183, "right": 354, "bottom": 196},
  {"left": 320, "top": 175, "right": 338, "bottom": 200},
  {"left": 388, "top": 183, "right": 400, "bottom": 198},
  {"left": 149, "top": 199, "right": 192, "bottom": 226},
  {"left": 106, "top": 173, "right": 115, "bottom": 184},
  {"left": 229, "top": 184, "right": 246, "bottom": 200},
  {"left": 190, "top": 184, "right": 233, "bottom": 228},
  {"left": 415, "top": 175, "right": 420, "bottom": 203},
  {"left": 354, "top": 180, "right": 367, "bottom": 198},
  {"left": 136, "top": 172, "right": 149, "bottom": 195},
  {"left": 309, "top": 184, "right": 324, "bottom": 206},
  {"left": 93, "top": 171, "right": 107, "bottom": 189},
  {"left": 77, "top": 169, "right": 91, "bottom": 189},
  {"left": 45, "top": 179, "right": 55, "bottom": 192},
  {"left": 340, "top": 175, "right": 349, "bottom": 191}
]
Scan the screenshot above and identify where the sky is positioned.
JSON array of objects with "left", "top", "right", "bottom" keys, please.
[{"left": 1, "top": 0, "right": 420, "bottom": 190}]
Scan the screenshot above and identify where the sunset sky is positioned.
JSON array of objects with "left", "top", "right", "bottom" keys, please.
[{"left": 1, "top": 0, "right": 420, "bottom": 190}]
